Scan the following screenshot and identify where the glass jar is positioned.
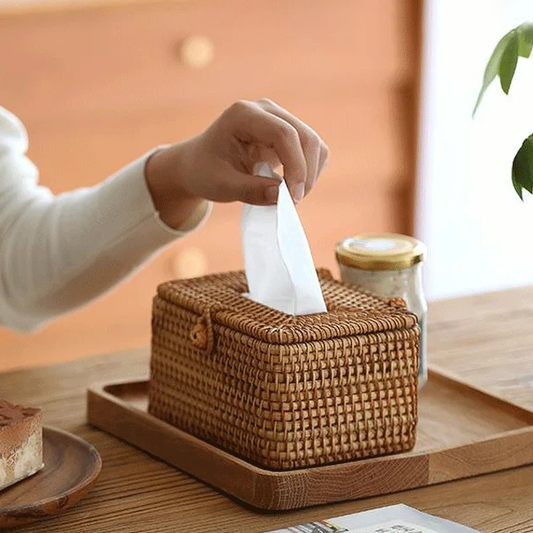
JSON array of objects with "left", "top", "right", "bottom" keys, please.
[{"left": 335, "top": 233, "right": 428, "bottom": 388}]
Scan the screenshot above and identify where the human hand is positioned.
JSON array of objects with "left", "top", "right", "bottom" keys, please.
[{"left": 145, "top": 99, "right": 329, "bottom": 229}]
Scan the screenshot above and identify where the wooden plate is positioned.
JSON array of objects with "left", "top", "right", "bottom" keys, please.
[
  {"left": 87, "top": 366, "right": 533, "bottom": 511},
  {"left": 0, "top": 427, "right": 101, "bottom": 529}
]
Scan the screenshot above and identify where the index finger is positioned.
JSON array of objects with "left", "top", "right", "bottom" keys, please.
[{"left": 225, "top": 101, "right": 307, "bottom": 202}]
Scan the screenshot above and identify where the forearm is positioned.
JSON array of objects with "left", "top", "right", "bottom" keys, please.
[
  {"left": 0, "top": 149, "right": 210, "bottom": 332},
  {"left": 0, "top": 95, "right": 327, "bottom": 332}
]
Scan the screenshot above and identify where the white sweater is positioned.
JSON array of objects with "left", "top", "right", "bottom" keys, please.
[{"left": 0, "top": 106, "right": 210, "bottom": 332}]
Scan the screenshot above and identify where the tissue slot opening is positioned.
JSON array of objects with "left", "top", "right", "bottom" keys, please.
[{"left": 238, "top": 290, "right": 328, "bottom": 317}]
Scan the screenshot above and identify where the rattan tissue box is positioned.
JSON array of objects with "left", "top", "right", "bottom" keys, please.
[{"left": 148, "top": 269, "right": 420, "bottom": 471}]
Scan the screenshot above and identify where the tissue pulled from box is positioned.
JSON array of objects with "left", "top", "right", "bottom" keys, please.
[{"left": 242, "top": 163, "right": 326, "bottom": 316}]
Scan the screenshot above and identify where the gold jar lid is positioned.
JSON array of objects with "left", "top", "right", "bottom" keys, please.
[{"left": 336, "top": 233, "right": 426, "bottom": 271}]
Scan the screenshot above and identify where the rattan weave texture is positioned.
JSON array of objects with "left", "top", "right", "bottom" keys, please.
[{"left": 149, "top": 270, "right": 419, "bottom": 470}]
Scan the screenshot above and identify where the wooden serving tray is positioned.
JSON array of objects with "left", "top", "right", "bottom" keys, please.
[{"left": 87, "top": 366, "right": 533, "bottom": 511}]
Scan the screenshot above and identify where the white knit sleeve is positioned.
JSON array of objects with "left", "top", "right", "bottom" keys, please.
[{"left": 0, "top": 106, "right": 211, "bottom": 332}]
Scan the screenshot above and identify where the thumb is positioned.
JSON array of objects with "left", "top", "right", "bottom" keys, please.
[{"left": 220, "top": 168, "right": 281, "bottom": 206}]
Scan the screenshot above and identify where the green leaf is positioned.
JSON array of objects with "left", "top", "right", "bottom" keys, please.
[
  {"left": 473, "top": 22, "right": 533, "bottom": 115},
  {"left": 518, "top": 22, "right": 533, "bottom": 57},
  {"left": 518, "top": 33, "right": 533, "bottom": 58},
  {"left": 512, "top": 134, "right": 533, "bottom": 199},
  {"left": 499, "top": 30, "right": 519, "bottom": 94},
  {"left": 474, "top": 32, "right": 512, "bottom": 115}
]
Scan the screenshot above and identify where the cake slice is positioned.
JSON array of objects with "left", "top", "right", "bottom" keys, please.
[{"left": 0, "top": 399, "right": 43, "bottom": 491}]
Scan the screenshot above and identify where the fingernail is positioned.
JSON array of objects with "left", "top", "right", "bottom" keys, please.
[
  {"left": 265, "top": 185, "right": 279, "bottom": 204},
  {"left": 293, "top": 183, "right": 305, "bottom": 203}
]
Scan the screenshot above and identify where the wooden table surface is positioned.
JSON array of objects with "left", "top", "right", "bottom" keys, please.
[{"left": 1, "top": 286, "right": 533, "bottom": 532}]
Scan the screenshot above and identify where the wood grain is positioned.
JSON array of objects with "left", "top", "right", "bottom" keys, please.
[
  {"left": 86, "top": 367, "right": 533, "bottom": 510},
  {"left": 1, "top": 287, "right": 533, "bottom": 533},
  {"left": 0, "top": 427, "right": 101, "bottom": 529}
]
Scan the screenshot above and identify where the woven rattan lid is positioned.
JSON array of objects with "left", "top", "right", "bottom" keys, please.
[{"left": 156, "top": 270, "right": 418, "bottom": 344}]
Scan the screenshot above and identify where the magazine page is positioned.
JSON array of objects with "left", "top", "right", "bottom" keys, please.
[{"left": 266, "top": 504, "right": 480, "bottom": 533}]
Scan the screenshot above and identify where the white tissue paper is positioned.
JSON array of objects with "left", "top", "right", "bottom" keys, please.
[{"left": 242, "top": 162, "right": 327, "bottom": 316}]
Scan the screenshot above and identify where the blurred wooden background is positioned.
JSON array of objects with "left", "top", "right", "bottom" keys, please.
[{"left": 0, "top": 0, "right": 422, "bottom": 371}]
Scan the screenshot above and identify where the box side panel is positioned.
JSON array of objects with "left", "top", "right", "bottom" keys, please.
[{"left": 149, "top": 296, "right": 419, "bottom": 470}]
